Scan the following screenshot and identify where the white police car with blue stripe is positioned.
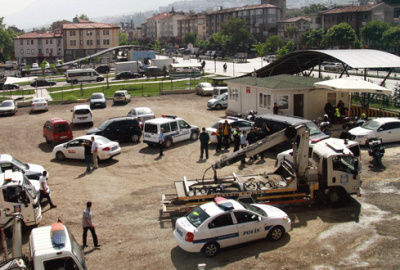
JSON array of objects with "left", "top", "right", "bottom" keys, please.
[{"left": 173, "top": 197, "right": 291, "bottom": 257}]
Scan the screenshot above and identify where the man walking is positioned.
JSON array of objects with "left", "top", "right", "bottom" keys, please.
[
  {"left": 82, "top": 201, "right": 100, "bottom": 249},
  {"left": 91, "top": 136, "right": 99, "bottom": 169},
  {"left": 199, "top": 128, "right": 210, "bottom": 159},
  {"left": 240, "top": 130, "right": 248, "bottom": 164},
  {"left": 39, "top": 171, "right": 56, "bottom": 209},
  {"left": 215, "top": 123, "right": 223, "bottom": 152},
  {"left": 233, "top": 126, "right": 241, "bottom": 152},
  {"left": 223, "top": 120, "right": 232, "bottom": 150},
  {"left": 82, "top": 140, "right": 92, "bottom": 172},
  {"left": 158, "top": 128, "right": 165, "bottom": 157}
]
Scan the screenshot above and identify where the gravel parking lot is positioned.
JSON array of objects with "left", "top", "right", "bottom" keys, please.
[{"left": 1, "top": 93, "right": 400, "bottom": 269}]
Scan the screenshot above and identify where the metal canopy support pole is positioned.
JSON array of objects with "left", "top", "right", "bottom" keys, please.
[
  {"left": 364, "top": 68, "right": 367, "bottom": 81},
  {"left": 380, "top": 68, "right": 393, "bottom": 86}
]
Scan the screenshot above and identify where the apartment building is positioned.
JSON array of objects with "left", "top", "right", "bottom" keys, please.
[
  {"left": 205, "top": 3, "right": 282, "bottom": 40},
  {"left": 146, "top": 10, "right": 185, "bottom": 39},
  {"left": 177, "top": 14, "right": 207, "bottom": 40},
  {"left": 63, "top": 19, "right": 119, "bottom": 61},
  {"left": 277, "top": 16, "right": 311, "bottom": 44},
  {"left": 13, "top": 31, "right": 63, "bottom": 66}
]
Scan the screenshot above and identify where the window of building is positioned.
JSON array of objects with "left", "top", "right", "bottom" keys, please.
[
  {"left": 80, "top": 40, "right": 83, "bottom": 46},
  {"left": 31, "top": 40, "right": 34, "bottom": 45},
  {"left": 20, "top": 49, "right": 23, "bottom": 54},
  {"left": 38, "top": 39, "right": 42, "bottom": 45},
  {"left": 259, "top": 93, "right": 271, "bottom": 109},
  {"left": 268, "top": 9, "right": 276, "bottom": 14},
  {"left": 50, "top": 48, "right": 53, "bottom": 54},
  {"left": 70, "top": 40, "right": 76, "bottom": 46},
  {"left": 20, "top": 40, "right": 23, "bottom": 45},
  {"left": 58, "top": 48, "right": 61, "bottom": 53},
  {"left": 70, "top": 30, "right": 76, "bottom": 36},
  {"left": 97, "top": 40, "right": 100, "bottom": 46},
  {"left": 86, "top": 40, "right": 93, "bottom": 46},
  {"left": 250, "top": 10, "right": 255, "bottom": 15},
  {"left": 257, "top": 9, "right": 263, "bottom": 15},
  {"left": 96, "top": 30, "right": 100, "bottom": 35},
  {"left": 31, "top": 49, "right": 34, "bottom": 54},
  {"left": 46, "top": 48, "right": 49, "bottom": 54},
  {"left": 80, "top": 30, "right": 83, "bottom": 36},
  {"left": 27, "top": 49, "right": 30, "bottom": 54},
  {"left": 46, "top": 39, "right": 49, "bottom": 44},
  {"left": 87, "top": 30, "right": 93, "bottom": 36},
  {"left": 39, "top": 49, "right": 42, "bottom": 54},
  {"left": 50, "top": 39, "right": 53, "bottom": 44},
  {"left": 26, "top": 40, "right": 29, "bottom": 45}
]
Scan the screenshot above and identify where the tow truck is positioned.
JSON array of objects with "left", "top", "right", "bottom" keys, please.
[{"left": 161, "top": 124, "right": 362, "bottom": 215}]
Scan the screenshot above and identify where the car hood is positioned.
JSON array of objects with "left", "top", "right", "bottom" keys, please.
[
  {"left": 255, "top": 204, "right": 288, "bottom": 218},
  {"left": 87, "top": 128, "right": 102, "bottom": 135},
  {"left": 29, "top": 180, "right": 41, "bottom": 192},
  {"left": 90, "top": 98, "right": 105, "bottom": 103},
  {"left": 349, "top": 127, "right": 371, "bottom": 136},
  {"left": 53, "top": 143, "right": 66, "bottom": 153},
  {"left": 202, "top": 87, "right": 214, "bottom": 91},
  {"left": 208, "top": 98, "right": 220, "bottom": 103},
  {"left": 0, "top": 106, "right": 14, "bottom": 111},
  {"left": 26, "top": 163, "right": 44, "bottom": 174}
]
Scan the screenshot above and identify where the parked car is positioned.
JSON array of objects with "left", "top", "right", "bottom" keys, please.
[
  {"left": 126, "top": 107, "right": 155, "bottom": 123},
  {"left": 213, "top": 86, "right": 228, "bottom": 97},
  {"left": 95, "top": 65, "right": 110, "bottom": 74},
  {"left": 0, "top": 154, "right": 47, "bottom": 180},
  {"left": 32, "top": 63, "right": 39, "bottom": 68},
  {"left": 174, "top": 197, "right": 291, "bottom": 257},
  {"left": 143, "top": 115, "right": 199, "bottom": 148},
  {"left": 349, "top": 118, "right": 400, "bottom": 145},
  {"left": 53, "top": 135, "right": 121, "bottom": 161},
  {"left": 207, "top": 93, "right": 228, "bottom": 110},
  {"left": 0, "top": 100, "right": 18, "bottom": 116},
  {"left": 195, "top": 82, "right": 214, "bottom": 96},
  {"left": 71, "top": 104, "right": 93, "bottom": 126},
  {"left": 87, "top": 117, "right": 143, "bottom": 143},
  {"left": 0, "top": 82, "right": 19, "bottom": 90},
  {"left": 31, "top": 98, "right": 48, "bottom": 112},
  {"left": 43, "top": 118, "right": 73, "bottom": 147},
  {"left": 263, "top": 55, "right": 277, "bottom": 63},
  {"left": 113, "top": 90, "right": 131, "bottom": 104},
  {"left": 206, "top": 118, "right": 253, "bottom": 144},
  {"left": 30, "top": 79, "right": 56, "bottom": 88},
  {"left": 324, "top": 63, "right": 343, "bottom": 71},
  {"left": 115, "top": 71, "right": 141, "bottom": 80},
  {"left": 90, "top": 93, "right": 107, "bottom": 108},
  {"left": 146, "top": 66, "right": 166, "bottom": 77}
]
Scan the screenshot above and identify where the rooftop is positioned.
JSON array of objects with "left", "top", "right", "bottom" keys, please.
[
  {"left": 207, "top": 3, "right": 278, "bottom": 15},
  {"left": 14, "top": 31, "right": 62, "bottom": 39},
  {"left": 324, "top": 4, "right": 378, "bottom": 14},
  {"left": 279, "top": 16, "right": 311, "bottom": 23},
  {"left": 63, "top": 22, "right": 119, "bottom": 30},
  {"left": 228, "top": 74, "right": 323, "bottom": 89}
]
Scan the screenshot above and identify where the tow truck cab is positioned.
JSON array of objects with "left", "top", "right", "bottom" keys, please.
[
  {"left": 0, "top": 170, "right": 41, "bottom": 230},
  {"left": 30, "top": 222, "right": 88, "bottom": 270}
]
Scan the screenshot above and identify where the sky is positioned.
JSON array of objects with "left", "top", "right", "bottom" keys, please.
[{"left": 1, "top": 0, "right": 173, "bottom": 30}]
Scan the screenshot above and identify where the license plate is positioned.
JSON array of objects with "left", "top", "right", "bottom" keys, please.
[
  {"left": 79, "top": 117, "right": 87, "bottom": 120},
  {"left": 144, "top": 134, "right": 150, "bottom": 138},
  {"left": 111, "top": 146, "right": 117, "bottom": 151},
  {"left": 176, "top": 228, "right": 183, "bottom": 237},
  {"left": 60, "top": 136, "right": 67, "bottom": 139}
]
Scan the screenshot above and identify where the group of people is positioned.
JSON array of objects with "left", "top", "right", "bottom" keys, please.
[{"left": 324, "top": 100, "right": 347, "bottom": 124}]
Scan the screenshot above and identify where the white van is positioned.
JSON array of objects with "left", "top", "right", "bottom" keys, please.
[
  {"left": 213, "top": 86, "right": 228, "bottom": 97},
  {"left": 66, "top": 69, "right": 104, "bottom": 84}
]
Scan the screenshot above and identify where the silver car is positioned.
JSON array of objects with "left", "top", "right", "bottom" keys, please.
[
  {"left": 127, "top": 107, "right": 155, "bottom": 123},
  {"left": 207, "top": 93, "right": 228, "bottom": 110}
]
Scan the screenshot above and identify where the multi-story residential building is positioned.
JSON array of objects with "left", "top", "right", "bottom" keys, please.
[
  {"left": 205, "top": 3, "right": 282, "bottom": 40},
  {"left": 177, "top": 13, "right": 207, "bottom": 40},
  {"left": 13, "top": 31, "right": 63, "bottom": 66},
  {"left": 322, "top": 3, "right": 394, "bottom": 36},
  {"left": 309, "top": 11, "right": 324, "bottom": 31},
  {"left": 63, "top": 18, "right": 120, "bottom": 61},
  {"left": 146, "top": 12, "right": 169, "bottom": 39},
  {"left": 146, "top": 10, "right": 185, "bottom": 39},
  {"left": 277, "top": 16, "right": 311, "bottom": 44}
]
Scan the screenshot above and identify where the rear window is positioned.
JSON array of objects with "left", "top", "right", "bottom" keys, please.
[
  {"left": 91, "top": 94, "right": 103, "bottom": 99},
  {"left": 186, "top": 206, "right": 210, "bottom": 228},
  {"left": 137, "top": 108, "right": 152, "bottom": 115},
  {"left": 211, "top": 121, "right": 222, "bottom": 128},
  {"left": 96, "top": 137, "right": 111, "bottom": 144},
  {"left": 54, "top": 123, "right": 70, "bottom": 133},
  {"left": 114, "top": 92, "right": 125, "bottom": 97},
  {"left": 75, "top": 109, "right": 90, "bottom": 115},
  {"left": 144, "top": 124, "right": 158, "bottom": 133}
]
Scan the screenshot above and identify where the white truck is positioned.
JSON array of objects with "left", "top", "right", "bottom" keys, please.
[
  {"left": 150, "top": 59, "right": 173, "bottom": 70},
  {"left": 162, "top": 124, "right": 362, "bottom": 214},
  {"left": 114, "top": 61, "right": 145, "bottom": 77},
  {"left": 0, "top": 216, "right": 88, "bottom": 270},
  {"left": 0, "top": 170, "right": 42, "bottom": 236}
]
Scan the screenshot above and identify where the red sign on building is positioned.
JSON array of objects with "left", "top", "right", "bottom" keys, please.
[{"left": 246, "top": 86, "right": 251, "bottom": 94}]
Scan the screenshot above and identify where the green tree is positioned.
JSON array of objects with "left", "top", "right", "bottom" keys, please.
[
  {"left": 304, "top": 4, "right": 326, "bottom": 15},
  {"left": 360, "top": 21, "right": 391, "bottom": 49},
  {"left": 208, "top": 32, "right": 229, "bottom": 48},
  {"left": 40, "top": 61, "right": 47, "bottom": 78},
  {"left": 119, "top": 32, "right": 128, "bottom": 45},
  {"left": 50, "top": 63, "right": 56, "bottom": 74},
  {"left": 195, "top": 38, "right": 209, "bottom": 48},
  {"left": 252, "top": 42, "right": 270, "bottom": 67},
  {"left": 79, "top": 14, "right": 89, "bottom": 21},
  {"left": 0, "top": 18, "right": 15, "bottom": 62},
  {"left": 276, "top": 40, "right": 296, "bottom": 58},
  {"left": 81, "top": 58, "right": 89, "bottom": 67},
  {"left": 25, "top": 65, "right": 31, "bottom": 75},
  {"left": 153, "top": 40, "right": 161, "bottom": 52},
  {"left": 220, "top": 17, "right": 255, "bottom": 54},
  {"left": 284, "top": 26, "right": 299, "bottom": 40},
  {"left": 94, "top": 56, "right": 100, "bottom": 68},
  {"left": 299, "top": 29, "right": 324, "bottom": 49},
  {"left": 321, "top": 23, "right": 359, "bottom": 49},
  {"left": 382, "top": 25, "right": 400, "bottom": 55},
  {"left": 184, "top": 32, "right": 196, "bottom": 45},
  {"left": 265, "top": 35, "right": 285, "bottom": 52}
]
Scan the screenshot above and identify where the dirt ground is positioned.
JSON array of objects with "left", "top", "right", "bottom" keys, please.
[{"left": 1, "top": 93, "right": 400, "bottom": 269}]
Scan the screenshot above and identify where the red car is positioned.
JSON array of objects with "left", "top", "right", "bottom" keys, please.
[{"left": 43, "top": 118, "right": 73, "bottom": 147}]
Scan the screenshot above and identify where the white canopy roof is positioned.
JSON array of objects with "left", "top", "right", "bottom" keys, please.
[
  {"left": 5, "top": 76, "right": 37, "bottom": 84},
  {"left": 170, "top": 63, "right": 202, "bottom": 68},
  {"left": 314, "top": 77, "right": 392, "bottom": 95}
]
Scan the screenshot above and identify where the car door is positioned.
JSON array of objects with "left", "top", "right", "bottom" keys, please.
[
  {"left": 233, "top": 211, "right": 265, "bottom": 243},
  {"left": 238, "top": 121, "right": 252, "bottom": 134},
  {"left": 128, "top": 109, "right": 137, "bottom": 118},
  {"left": 206, "top": 213, "right": 239, "bottom": 248},
  {"left": 106, "top": 121, "right": 122, "bottom": 141},
  {"left": 177, "top": 120, "right": 191, "bottom": 142},
  {"left": 64, "top": 139, "right": 84, "bottom": 159},
  {"left": 377, "top": 123, "right": 396, "bottom": 143}
]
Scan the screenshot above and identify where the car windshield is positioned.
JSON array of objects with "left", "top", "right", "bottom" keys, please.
[
  {"left": 201, "top": 83, "right": 212, "bottom": 88},
  {"left": 96, "top": 136, "right": 111, "bottom": 145},
  {"left": 23, "top": 177, "right": 37, "bottom": 199},
  {"left": 91, "top": 94, "right": 103, "bottom": 99},
  {"left": 1, "top": 102, "right": 12, "bottom": 107},
  {"left": 362, "top": 120, "right": 381, "bottom": 130},
  {"left": 186, "top": 206, "right": 210, "bottom": 228},
  {"left": 99, "top": 120, "right": 111, "bottom": 130},
  {"left": 238, "top": 202, "right": 266, "bottom": 216},
  {"left": 215, "top": 93, "right": 226, "bottom": 100},
  {"left": 138, "top": 108, "right": 152, "bottom": 115},
  {"left": 305, "top": 122, "right": 322, "bottom": 136},
  {"left": 75, "top": 109, "right": 90, "bottom": 115},
  {"left": 12, "top": 157, "right": 29, "bottom": 170},
  {"left": 68, "top": 230, "right": 88, "bottom": 269}
]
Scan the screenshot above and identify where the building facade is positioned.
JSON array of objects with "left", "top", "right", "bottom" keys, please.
[
  {"left": 13, "top": 31, "right": 63, "bottom": 65},
  {"left": 177, "top": 14, "right": 207, "bottom": 40},
  {"left": 63, "top": 20, "right": 119, "bottom": 61},
  {"left": 277, "top": 16, "right": 311, "bottom": 44}
]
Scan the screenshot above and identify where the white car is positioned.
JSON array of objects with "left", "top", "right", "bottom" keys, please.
[
  {"left": 206, "top": 117, "right": 253, "bottom": 144},
  {"left": 0, "top": 100, "right": 18, "bottom": 116},
  {"left": 32, "top": 63, "right": 39, "bottom": 68},
  {"left": 195, "top": 82, "right": 214, "bottom": 96},
  {"left": 90, "top": 93, "right": 106, "bottom": 108},
  {"left": 53, "top": 135, "right": 121, "bottom": 161},
  {"left": 126, "top": 107, "right": 155, "bottom": 122},
  {"left": 71, "top": 104, "right": 93, "bottom": 126},
  {"left": 174, "top": 197, "right": 291, "bottom": 257},
  {"left": 207, "top": 93, "right": 228, "bottom": 110},
  {"left": 31, "top": 98, "right": 48, "bottom": 112},
  {"left": 0, "top": 154, "right": 46, "bottom": 180},
  {"left": 349, "top": 118, "right": 400, "bottom": 145},
  {"left": 113, "top": 90, "right": 131, "bottom": 104}
]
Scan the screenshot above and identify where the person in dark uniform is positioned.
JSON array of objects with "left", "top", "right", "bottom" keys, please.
[
  {"left": 261, "top": 123, "right": 270, "bottom": 136},
  {"left": 256, "top": 127, "right": 266, "bottom": 159},
  {"left": 246, "top": 127, "right": 258, "bottom": 160},
  {"left": 82, "top": 140, "right": 92, "bottom": 172},
  {"left": 340, "top": 127, "right": 351, "bottom": 140},
  {"left": 273, "top": 103, "right": 279, "bottom": 114},
  {"left": 215, "top": 123, "right": 223, "bottom": 152},
  {"left": 199, "top": 128, "right": 210, "bottom": 159},
  {"left": 232, "top": 127, "right": 241, "bottom": 152}
]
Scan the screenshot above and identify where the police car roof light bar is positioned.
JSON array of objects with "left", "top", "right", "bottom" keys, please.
[
  {"left": 161, "top": 115, "right": 177, "bottom": 119},
  {"left": 51, "top": 222, "right": 67, "bottom": 247}
]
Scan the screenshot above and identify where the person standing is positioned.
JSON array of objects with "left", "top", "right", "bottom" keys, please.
[
  {"left": 82, "top": 201, "right": 100, "bottom": 248},
  {"left": 273, "top": 103, "right": 280, "bottom": 115},
  {"left": 215, "top": 123, "right": 223, "bottom": 152},
  {"left": 340, "top": 127, "right": 351, "bottom": 140},
  {"left": 39, "top": 171, "right": 56, "bottom": 209},
  {"left": 82, "top": 140, "right": 92, "bottom": 173},
  {"left": 91, "top": 136, "right": 99, "bottom": 169},
  {"left": 158, "top": 128, "right": 165, "bottom": 157},
  {"left": 256, "top": 127, "right": 266, "bottom": 159},
  {"left": 223, "top": 63, "right": 227, "bottom": 72},
  {"left": 233, "top": 127, "right": 241, "bottom": 152},
  {"left": 199, "top": 128, "right": 210, "bottom": 159},
  {"left": 223, "top": 120, "right": 232, "bottom": 150},
  {"left": 240, "top": 130, "right": 248, "bottom": 164},
  {"left": 246, "top": 127, "right": 258, "bottom": 160}
]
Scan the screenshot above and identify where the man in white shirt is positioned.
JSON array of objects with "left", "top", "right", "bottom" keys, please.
[
  {"left": 158, "top": 128, "right": 165, "bottom": 157},
  {"left": 39, "top": 171, "right": 57, "bottom": 209},
  {"left": 91, "top": 136, "right": 99, "bottom": 169}
]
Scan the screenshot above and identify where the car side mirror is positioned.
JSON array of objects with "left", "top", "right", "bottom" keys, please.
[
  {"left": 64, "top": 145, "right": 68, "bottom": 148},
  {"left": 378, "top": 128, "right": 383, "bottom": 132}
]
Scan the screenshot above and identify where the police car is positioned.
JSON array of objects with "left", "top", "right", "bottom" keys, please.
[
  {"left": 143, "top": 115, "right": 199, "bottom": 148},
  {"left": 173, "top": 197, "right": 291, "bottom": 257}
]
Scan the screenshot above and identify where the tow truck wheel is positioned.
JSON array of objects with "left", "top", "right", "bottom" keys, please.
[
  {"left": 56, "top": 151, "right": 65, "bottom": 161},
  {"left": 203, "top": 242, "right": 219, "bottom": 257},
  {"left": 269, "top": 226, "right": 284, "bottom": 241},
  {"left": 329, "top": 187, "right": 346, "bottom": 206}
]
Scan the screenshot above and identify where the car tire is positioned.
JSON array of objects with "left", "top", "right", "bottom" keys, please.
[
  {"left": 269, "top": 226, "right": 284, "bottom": 241},
  {"left": 45, "top": 137, "right": 50, "bottom": 144},
  {"left": 90, "top": 122, "right": 94, "bottom": 127},
  {"left": 51, "top": 141, "right": 56, "bottom": 148},
  {"left": 131, "top": 133, "right": 140, "bottom": 143},
  {"left": 56, "top": 151, "right": 65, "bottom": 161},
  {"left": 329, "top": 187, "right": 347, "bottom": 207},
  {"left": 203, "top": 242, "right": 219, "bottom": 257},
  {"left": 191, "top": 132, "right": 199, "bottom": 140},
  {"left": 164, "top": 138, "right": 172, "bottom": 148},
  {"left": 96, "top": 78, "right": 101, "bottom": 82},
  {"left": 73, "top": 80, "right": 78, "bottom": 84},
  {"left": 215, "top": 104, "right": 222, "bottom": 110}
]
